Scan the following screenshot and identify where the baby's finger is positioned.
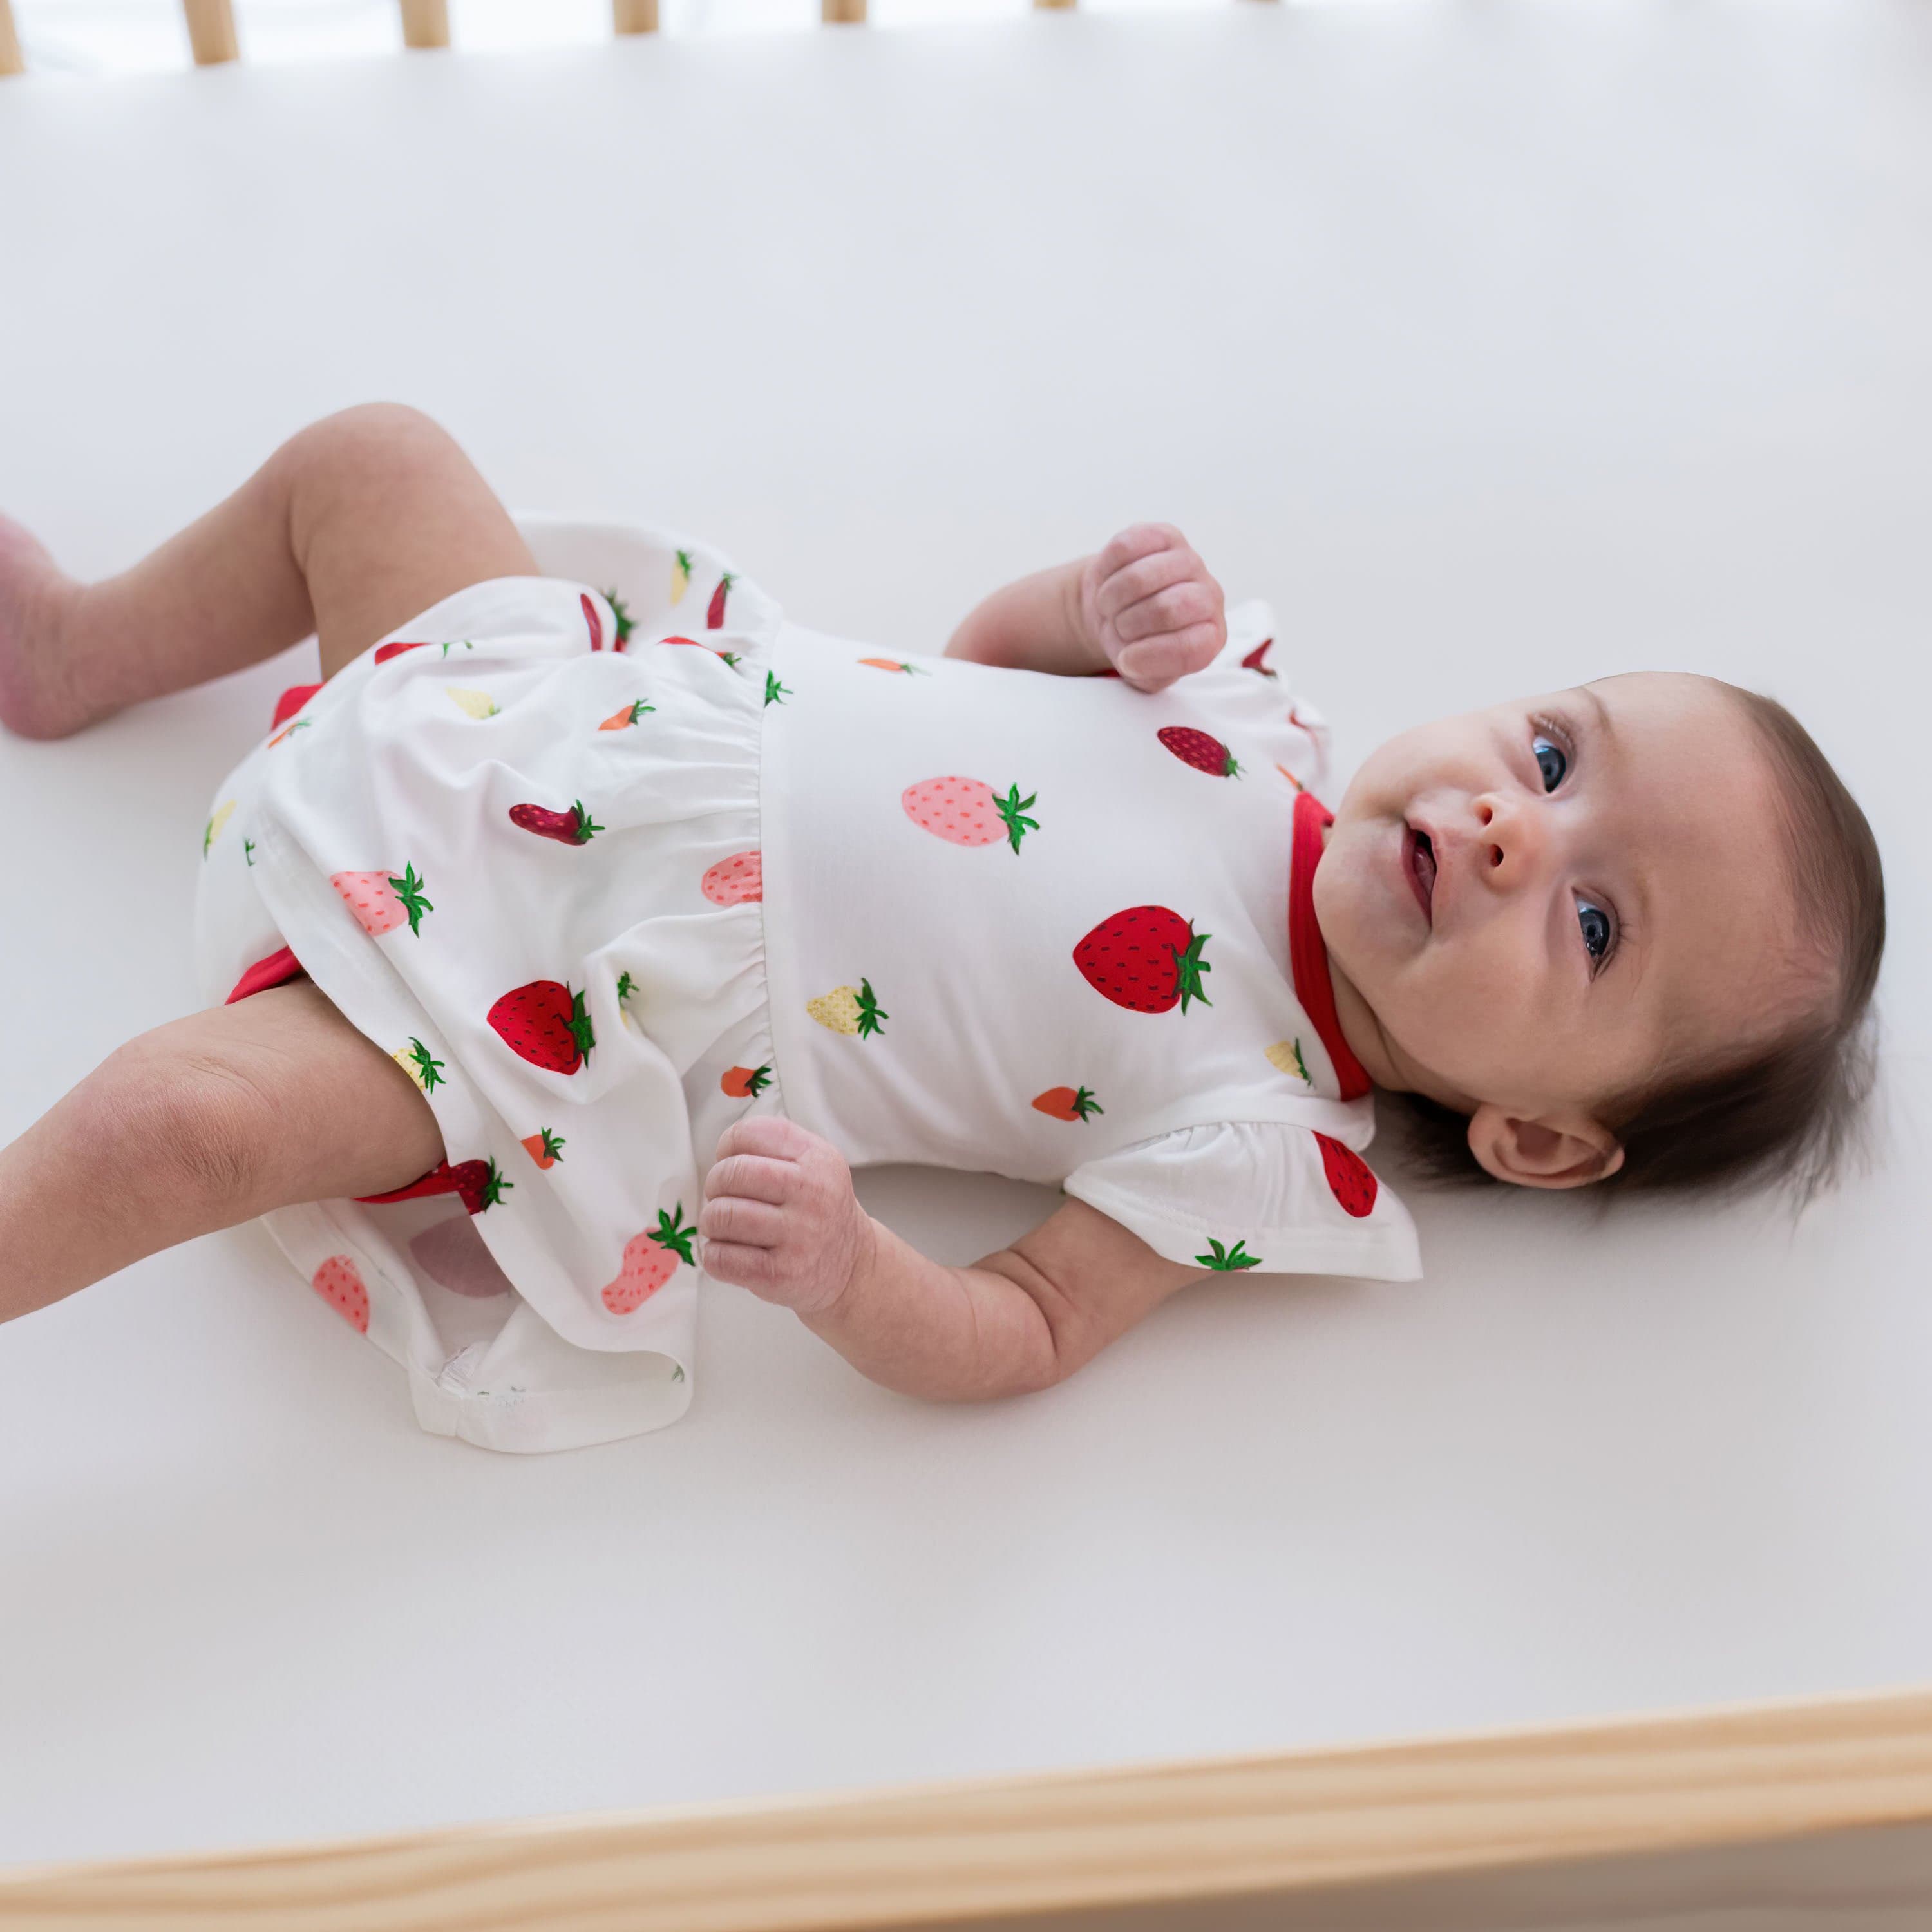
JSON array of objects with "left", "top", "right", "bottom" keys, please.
[
  {"left": 1116, "top": 621, "right": 1225, "bottom": 689},
  {"left": 1113, "top": 580, "right": 1221, "bottom": 646},
  {"left": 700, "top": 1239, "right": 779, "bottom": 1294},
  {"left": 1094, "top": 523, "right": 1181, "bottom": 581},
  {"left": 702, "top": 1151, "right": 794, "bottom": 1206},
  {"left": 698, "top": 1193, "right": 786, "bottom": 1247},
  {"left": 712, "top": 1114, "right": 814, "bottom": 1164},
  {"left": 1094, "top": 544, "right": 1199, "bottom": 623}
]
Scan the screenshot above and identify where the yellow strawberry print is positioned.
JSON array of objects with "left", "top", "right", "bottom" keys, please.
[
  {"left": 393, "top": 1037, "right": 446, "bottom": 1092},
  {"left": 1265, "top": 1039, "right": 1314, "bottom": 1086},
  {"left": 670, "top": 548, "right": 693, "bottom": 605},
  {"left": 446, "top": 687, "right": 499, "bottom": 720},
  {"left": 807, "top": 980, "right": 887, "bottom": 1037},
  {"left": 202, "top": 799, "right": 237, "bottom": 857}
]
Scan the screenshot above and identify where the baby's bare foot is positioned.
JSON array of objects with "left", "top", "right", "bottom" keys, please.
[{"left": 0, "top": 515, "right": 96, "bottom": 739}]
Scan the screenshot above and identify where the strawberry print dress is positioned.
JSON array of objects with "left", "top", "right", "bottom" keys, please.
[{"left": 194, "top": 516, "right": 1416, "bottom": 1457}]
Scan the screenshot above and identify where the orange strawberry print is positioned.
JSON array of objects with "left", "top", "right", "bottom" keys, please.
[
  {"left": 721, "top": 1064, "right": 773, "bottom": 1098},
  {"left": 858, "top": 657, "right": 929, "bottom": 675},
  {"left": 522, "top": 1128, "right": 566, "bottom": 1169},
  {"left": 599, "top": 699, "right": 655, "bottom": 731},
  {"left": 1032, "top": 1085, "right": 1103, "bottom": 1122}
]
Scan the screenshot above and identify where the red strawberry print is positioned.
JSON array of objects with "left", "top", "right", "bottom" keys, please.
[
  {"left": 1159, "top": 726, "right": 1241, "bottom": 779},
  {"left": 509, "top": 801, "right": 603, "bottom": 846},
  {"left": 1315, "top": 1133, "right": 1378, "bottom": 1217},
  {"left": 721, "top": 1063, "right": 772, "bottom": 1098},
  {"left": 701, "top": 850, "right": 762, "bottom": 905},
  {"left": 271, "top": 683, "right": 323, "bottom": 730},
  {"left": 522, "top": 1128, "right": 566, "bottom": 1169},
  {"left": 312, "top": 1255, "right": 370, "bottom": 1333},
  {"left": 1032, "top": 1085, "right": 1103, "bottom": 1122},
  {"left": 1241, "top": 638, "right": 1278, "bottom": 679},
  {"left": 1073, "top": 907, "right": 1212, "bottom": 1015},
  {"left": 224, "top": 944, "right": 303, "bottom": 1005},
  {"left": 902, "top": 778, "right": 1040, "bottom": 854},
  {"left": 357, "top": 1157, "right": 511, "bottom": 1216},
  {"left": 606, "top": 589, "right": 634, "bottom": 648},
  {"left": 707, "top": 573, "right": 734, "bottom": 629},
  {"left": 374, "top": 639, "right": 430, "bottom": 665},
  {"left": 582, "top": 593, "right": 605, "bottom": 652},
  {"left": 602, "top": 1204, "right": 698, "bottom": 1313},
  {"left": 331, "top": 864, "right": 432, "bottom": 937},
  {"left": 488, "top": 980, "right": 595, "bottom": 1073},
  {"left": 599, "top": 699, "right": 654, "bottom": 731}
]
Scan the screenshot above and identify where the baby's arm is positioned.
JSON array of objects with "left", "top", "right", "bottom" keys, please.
[
  {"left": 699, "top": 1117, "right": 1204, "bottom": 1398},
  {"left": 944, "top": 524, "right": 1227, "bottom": 694}
]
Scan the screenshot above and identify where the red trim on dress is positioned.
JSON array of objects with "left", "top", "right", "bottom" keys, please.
[
  {"left": 225, "top": 945, "right": 303, "bottom": 1005},
  {"left": 1288, "top": 790, "right": 1372, "bottom": 1101}
]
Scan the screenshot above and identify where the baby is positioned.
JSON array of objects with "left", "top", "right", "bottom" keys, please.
[{"left": 0, "top": 406, "right": 1886, "bottom": 1453}]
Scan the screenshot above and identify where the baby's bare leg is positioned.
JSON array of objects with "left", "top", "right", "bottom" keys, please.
[
  {"left": 0, "top": 402, "right": 536, "bottom": 737},
  {"left": 0, "top": 981, "right": 443, "bottom": 1327}
]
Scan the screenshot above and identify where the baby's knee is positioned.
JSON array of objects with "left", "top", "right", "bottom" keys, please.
[{"left": 80, "top": 1025, "right": 283, "bottom": 1222}]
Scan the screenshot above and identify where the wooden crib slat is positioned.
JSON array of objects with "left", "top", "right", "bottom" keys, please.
[
  {"left": 823, "top": 0, "right": 868, "bottom": 23},
  {"left": 182, "top": 0, "right": 239, "bottom": 65},
  {"left": 614, "top": 0, "right": 661, "bottom": 33},
  {"left": 0, "top": 0, "right": 23, "bottom": 78},
  {"left": 399, "top": 0, "right": 451, "bottom": 48}
]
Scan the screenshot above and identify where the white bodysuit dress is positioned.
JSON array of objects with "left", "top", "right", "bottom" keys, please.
[{"left": 194, "top": 518, "right": 1420, "bottom": 1454}]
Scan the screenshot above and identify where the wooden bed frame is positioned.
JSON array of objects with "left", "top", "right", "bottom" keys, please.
[
  {"left": 1, "top": 6, "right": 1926, "bottom": 1925},
  {"left": 1, "top": 1682, "right": 1929, "bottom": 1926},
  {"left": 0, "top": 0, "right": 1146, "bottom": 72}
]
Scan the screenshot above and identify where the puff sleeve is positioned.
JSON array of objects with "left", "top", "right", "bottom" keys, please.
[{"left": 1061, "top": 1121, "right": 1422, "bottom": 1282}]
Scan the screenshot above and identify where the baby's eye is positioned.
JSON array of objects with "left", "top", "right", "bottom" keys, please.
[
  {"left": 1577, "top": 896, "right": 1614, "bottom": 964},
  {"left": 1533, "top": 735, "right": 1569, "bottom": 793}
]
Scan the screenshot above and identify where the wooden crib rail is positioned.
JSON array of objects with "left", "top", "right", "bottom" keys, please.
[{"left": 0, "top": 0, "right": 1285, "bottom": 75}]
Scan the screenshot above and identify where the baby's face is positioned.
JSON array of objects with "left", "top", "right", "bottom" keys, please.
[{"left": 1315, "top": 672, "right": 1808, "bottom": 1126}]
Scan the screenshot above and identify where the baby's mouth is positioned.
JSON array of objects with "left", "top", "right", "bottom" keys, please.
[{"left": 1403, "top": 823, "right": 1437, "bottom": 923}]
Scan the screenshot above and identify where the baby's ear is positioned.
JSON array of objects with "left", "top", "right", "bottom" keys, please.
[{"left": 1466, "top": 1104, "right": 1625, "bottom": 1190}]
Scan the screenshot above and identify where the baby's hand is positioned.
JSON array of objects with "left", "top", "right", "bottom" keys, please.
[
  {"left": 697, "top": 1116, "right": 875, "bottom": 1318},
  {"left": 1079, "top": 524, "right": 1228, "bottom": 693}
]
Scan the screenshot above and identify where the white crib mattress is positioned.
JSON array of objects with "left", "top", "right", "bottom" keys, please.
[{"left": 1, "top": 0, "right": 1927, "bottom": 1872}]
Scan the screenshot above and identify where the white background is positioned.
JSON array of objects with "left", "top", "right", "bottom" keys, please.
[{"left": 2, "top": 0, "right": 1930, "bottom": 1873}]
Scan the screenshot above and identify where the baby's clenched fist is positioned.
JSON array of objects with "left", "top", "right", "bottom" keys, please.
[
  {"left": 698, "top": 1116, "right": 875, "bottom": 1316},
  {"left": 1079, "top": 524, "right": 1228, "bottom": 692}
]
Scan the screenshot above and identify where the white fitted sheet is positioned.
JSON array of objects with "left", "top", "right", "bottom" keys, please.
[{"left": 1, "top": 1, "right": 1928, "bottom": 1870}]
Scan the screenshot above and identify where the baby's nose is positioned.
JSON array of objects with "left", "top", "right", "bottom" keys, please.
[{"left": 1472, "top": 793, "right": 1546, "bottom": 884}]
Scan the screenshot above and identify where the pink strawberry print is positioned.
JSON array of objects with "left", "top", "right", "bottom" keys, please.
[
  {"left": 1241, "top": 638, "right": 1278, "bottom": 679},
  {"left": 357, "top": 1157, "right": 511, "bottom": 1215},
  {"left": 311, "top": 1256, "right": 370, "bottom": 1333},
  {"left": 582, "top": 593, "right": 605, "bottom": 652},
  {"left": 488, "top": 981, "right": 595, "bottom": 1074},
  {"left": 1159, "top": 726, "right": 1241, "bottom": 779},
  {"left": 902, "top": 777, "right": 1040, "bottom": 854},
  {"left": 509, "top": 801, "right": 603, "bottom": 846},
  {"left": 602, "top": 1204, "right": 698, "bottom": 1313},
  {"left": 701, "top": 850, "right": 763, "bottom": 905},
  {"left": 332, "top": 863, "right": 433, "bottom": 937},
  {"left": 1315, "top": 1133, "right": 1378, "bottom": 1218},
  {"left": 1073, "top": 907, "right": 1212, "bottom": 1015},
  {"left": 224, "top": 944, "right": 302, "bottom": 1005},
  {"left": 707, "top": 573, "right": 734, "bottom": 629}
]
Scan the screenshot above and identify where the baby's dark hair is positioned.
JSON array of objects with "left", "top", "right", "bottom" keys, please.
[{"left": 1393, "top": 683, "right": 1886, "bottom": 1201}]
